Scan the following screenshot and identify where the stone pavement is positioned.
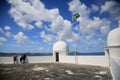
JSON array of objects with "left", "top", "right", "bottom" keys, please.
[{"left": 0, "top": 63, "right": 112, "bottom": 80}]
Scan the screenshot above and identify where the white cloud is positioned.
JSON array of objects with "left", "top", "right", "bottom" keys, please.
[
  {"left": 5, "top": 32, "right": 13, "bottom": 37},
  {"left": 100, "top": 25, "right": 110, "bottom": 36},
  {"left": 86, "top": 33, "right": 96, "bottom": 41},
  {"left": 35, "top": 21, "right": 43, "bottom": 28},
  {"left": 74, "top": 25, "right": 80, "bottom": 31},
  {"left": 79, "top": 17, "right": 110, "bottom": 34},
  {"left": 50, "top": 16, "right": 64, "bottom": 33},
  {"left": 8, "top": 0, "right": 61, "bottom": 30},
  {"left": 0, "top": 28, "right": 4, "bottom": 33},
  {"left": 55, "top": 20, "right": 81, "bottom": 42},
  {"left": 0, "top": 37, "right": 7, "bottom": 46},
  {"left": 40, "top": 31, "right": 56, "bottom": 43},
  {"left": 80, "top": 17, "right": 110, "bottom": 40},
  {"left": 0, "top": 37, "right": 7, "bottom": 42},
  {"left": 4, "top": 26, "right": 11, "bottom": 30},
  {"left": 14, "top": 31, "right": 28, "bottom": 44},
  {"left": 8, "top": 0, "right": 79, "bottom": 42},
  {"left": 68, "top": 0, "right": 111, "bottom": 41},
  {"left": 101, "top": 1, "right": 120, "bottom": 20},
  {"left": 39, "top": 47, "right": 44, "bottom": 51},
  {"left": 101, "top": 1, "right": 116, "bottom": 12},
  {"left": 29, "top": 41, "right": 40, "bottom": 45},
  {"left": 91, "top": 4, "right": 99, "bottom": 12},
  {"left": 59, "top": 26, "right": 81, "bottom": 42},
  {"left": 68, "top": 0, "right": 90, "bottom": 18},
  {"left": 8, "top": 0, "right": 112, "bottom": 45},
  {"left": 17, "top": 22, "right": 34, "bottom": 30}
]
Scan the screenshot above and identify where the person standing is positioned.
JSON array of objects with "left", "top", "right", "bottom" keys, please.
[
  {"left": 20, "top": 54, "right": 23, "bottom": 63},
  {"left": 22, "top": 54, "right": 27, "bottom": 63},
  {"left": 13, "top": 54, "right": 17, "bottom": 64}
]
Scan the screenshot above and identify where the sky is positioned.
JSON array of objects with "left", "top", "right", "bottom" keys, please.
[{"left": 0, "top": 0, "right": 120, "bottom": 53}]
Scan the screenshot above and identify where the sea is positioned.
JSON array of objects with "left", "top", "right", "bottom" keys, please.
[{"left": 0, "top": 52, "right": 105, "bottom": 57}]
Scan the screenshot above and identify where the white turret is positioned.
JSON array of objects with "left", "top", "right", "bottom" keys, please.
[
  {"left": 106, "top": 20, "right": 120, "bottom": 80},
  {"left": 53, "top": 38, "right": 69, "bottom": 62},
  {"left": 53, "top": 39, "right": 69, "bottom": 55}
]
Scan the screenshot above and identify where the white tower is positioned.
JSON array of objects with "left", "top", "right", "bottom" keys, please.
[
  {"left": 53, "top": 39, "right": 69, "bottom": 62},
  {"left": 105, "top": 20, "right": 120, "bottom": 80}
]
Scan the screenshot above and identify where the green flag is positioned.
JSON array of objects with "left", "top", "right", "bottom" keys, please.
[{"left": 73, "top": 13, "right": 80, "bottom": 21}]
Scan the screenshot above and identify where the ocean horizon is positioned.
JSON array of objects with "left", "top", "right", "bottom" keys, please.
[{"left": 0, "top": 52, "right": 105, "bottom": 57}]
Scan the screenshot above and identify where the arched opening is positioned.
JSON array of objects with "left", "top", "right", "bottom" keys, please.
[{"left": 55, "top": 52, "right": 59, "bottom": 62}]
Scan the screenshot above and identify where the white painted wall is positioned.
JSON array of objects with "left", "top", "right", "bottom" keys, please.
[
  {"left": 78, "top": 56, "right": 109, "bottom": 66},
  {"left": 59, "top": 56, "right": 75, "bottom": 63},
  {"left": 105, "top": 47, "right": 120, "bottom": 80},
  {"left": 0, "top": 57, "right": 13, "bottom": 64},
  {"left": 0, "top": 56, "right": 54, "bottom": 64},
  {"left": 28, "top": 56, "right": 54, "bottom": 63},
  {"left": 110, "top": 58, "right": 120, "bottom": 80},
  {"left": 109, "top": 48, "right": 120, "bottom": 58},
  {"left": 0, "top": 55, "right": 109, "bottom": 66},
  {"left": 59, "top": 55, "right": 109, "bottom": 66}
]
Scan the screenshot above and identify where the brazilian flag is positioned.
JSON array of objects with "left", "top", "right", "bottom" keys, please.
[{"left": 73, "top": 13, "right": 80, "bottom": 21}]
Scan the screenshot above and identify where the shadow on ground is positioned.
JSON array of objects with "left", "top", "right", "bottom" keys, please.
[{"left": 0, "top": 63, "right": 112, "bottom": 80}]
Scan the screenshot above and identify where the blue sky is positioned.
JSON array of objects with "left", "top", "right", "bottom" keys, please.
[{"left": 0, "top": 0, "right": 120, "bottom": 53}]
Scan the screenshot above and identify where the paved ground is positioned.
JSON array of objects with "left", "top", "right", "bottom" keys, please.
[{"left": 0, "top": 63, "right": 112, "bottom": 80}]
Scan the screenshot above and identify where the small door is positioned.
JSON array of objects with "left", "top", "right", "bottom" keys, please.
[{"left": 56, "top": 52, "right": 59, "bottom": 62}]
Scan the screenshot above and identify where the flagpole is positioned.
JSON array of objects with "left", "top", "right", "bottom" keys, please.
[
  {"left": 72, "top": 13, "right": 75, "bottom": 64},
  {"left": 72, "top": 13, "right": 78, "bottom": 64}
]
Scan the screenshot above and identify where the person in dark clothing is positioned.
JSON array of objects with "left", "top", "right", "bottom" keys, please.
[
  {"left": 13, "top": 54, "right": 17, "bottom": 64},
  {"left": 20, "top": 54, "right": 23, "bottom": 63},
  {"left": 22, "top": 54, "right": 27, "bottom": 63}
]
